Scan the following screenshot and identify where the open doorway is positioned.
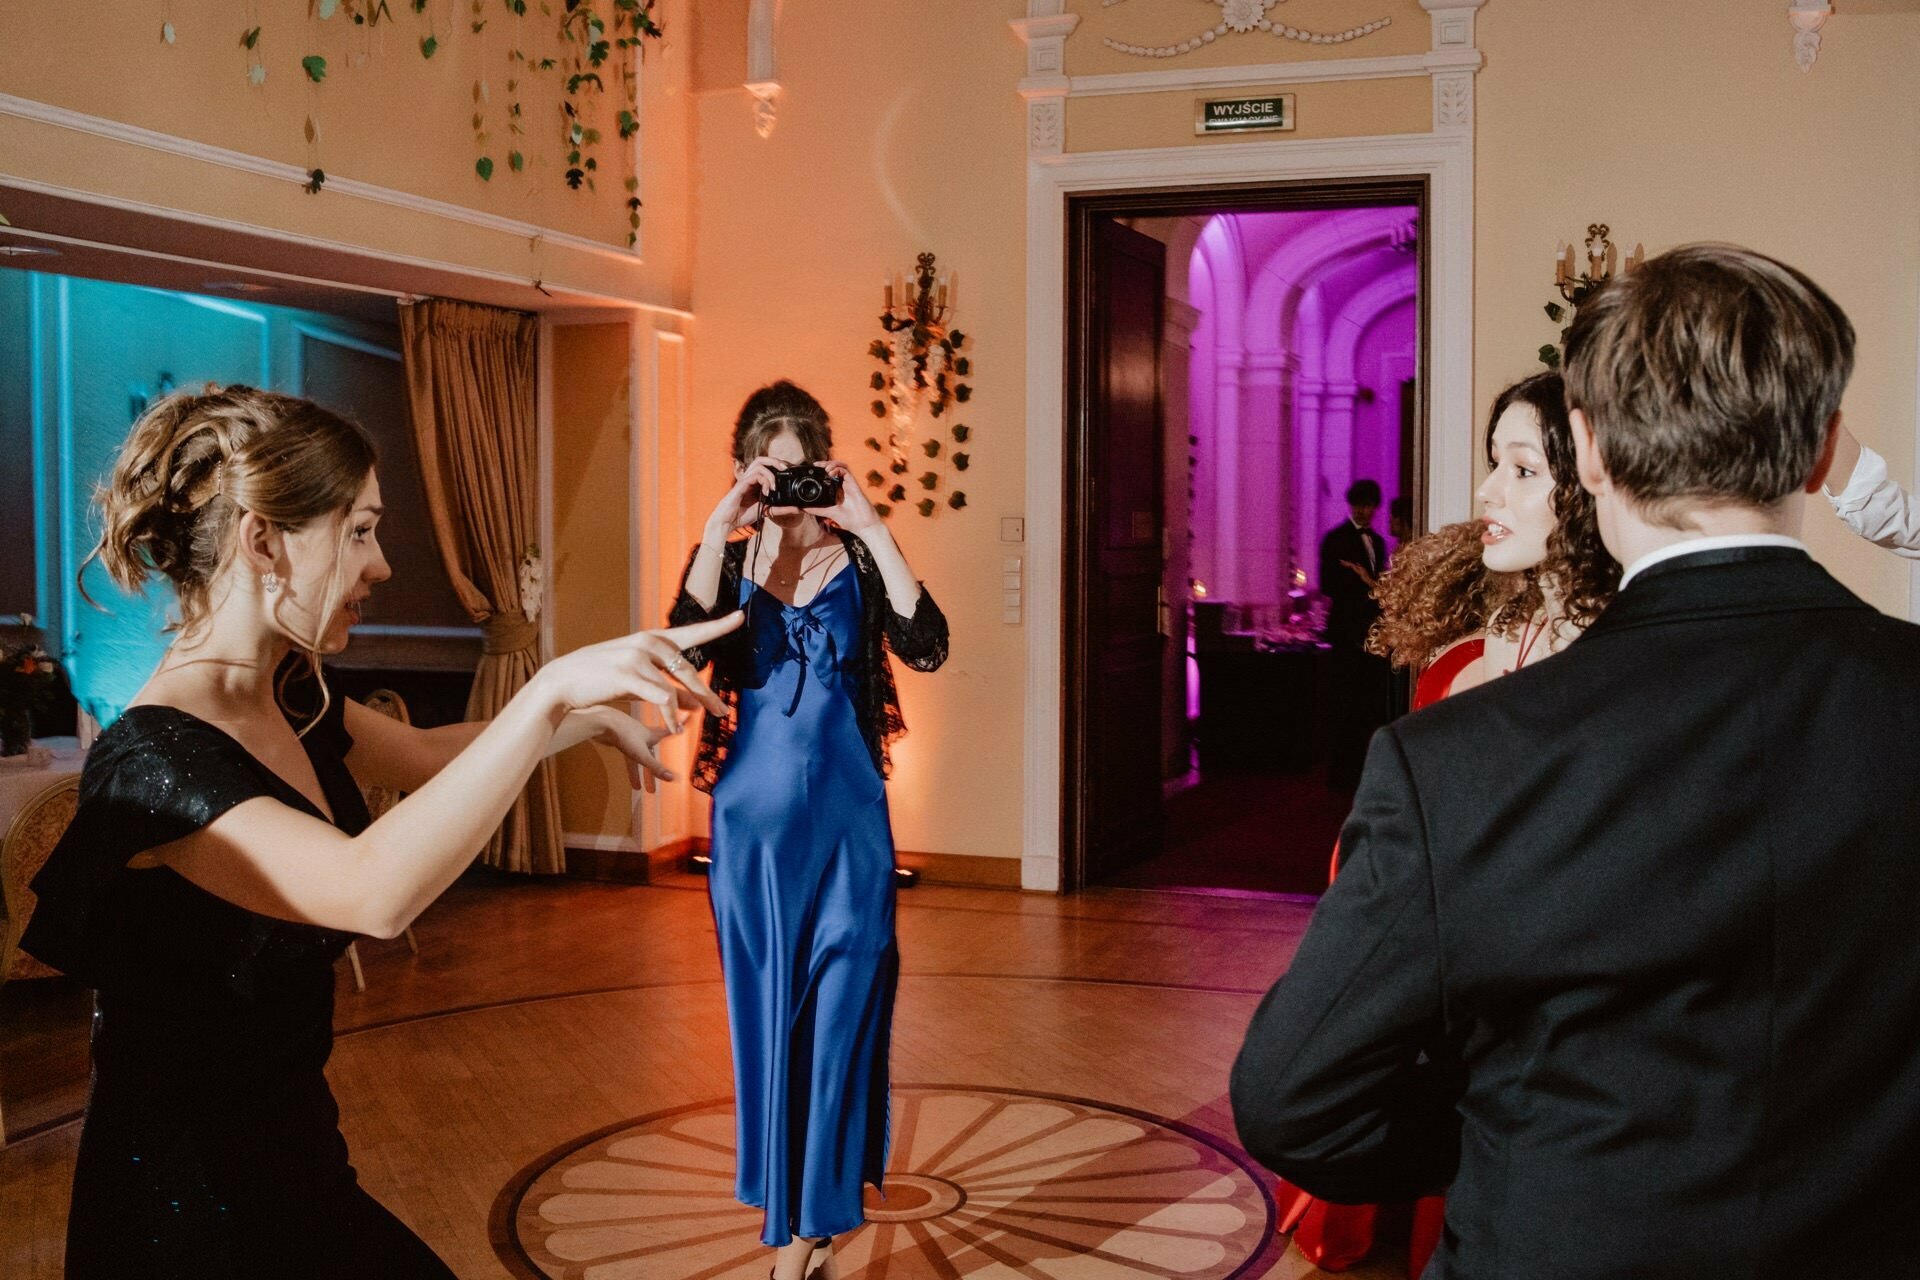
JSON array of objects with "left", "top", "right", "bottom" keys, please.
[{"left": 1064, "top": 180, "right": 1427, "bottom": 897}]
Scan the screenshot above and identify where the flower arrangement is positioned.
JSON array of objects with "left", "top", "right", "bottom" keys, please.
[{"left": 0, "top": 618, "right": 61, "bottom": 756}]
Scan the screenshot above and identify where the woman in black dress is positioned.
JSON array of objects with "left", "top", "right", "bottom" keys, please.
[{"left": 22, "top": 385, "right": 738, "bottom": 1278}]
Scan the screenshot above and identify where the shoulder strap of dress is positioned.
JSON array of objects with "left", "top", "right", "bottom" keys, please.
[{"left": 1415, "top": 636, "right": 1487, "bottom": 710}]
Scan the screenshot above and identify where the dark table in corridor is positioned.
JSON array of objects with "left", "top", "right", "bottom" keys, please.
[{"left": 1195, "top": 643, "right": 1329, "bottom": 775}]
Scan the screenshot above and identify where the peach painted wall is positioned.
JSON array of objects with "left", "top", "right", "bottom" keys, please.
[
  {"left": 0, "top": 0, "right": 695, "bottom": 306},
  {"left": 549, "top": 322, "right": 636, "bottom": 838},
  {"left": 681, "top": 1, "right": 1032, "bottom": 862},
  {"left": 1473, "top": 0, "right": 1920, "bottom": 618}
]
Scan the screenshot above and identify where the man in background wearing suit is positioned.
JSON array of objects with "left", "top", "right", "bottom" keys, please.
[
  {"left": 1232, "top": 244, "right": 1920, "bottom": 1278},
  {"left": 1320, "top": 479, "right": 1392, "bottom": 789}
]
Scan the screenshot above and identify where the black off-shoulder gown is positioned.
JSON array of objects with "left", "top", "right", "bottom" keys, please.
[{"left": 20, "top": 694, "right": 454, "bottom": 1279}]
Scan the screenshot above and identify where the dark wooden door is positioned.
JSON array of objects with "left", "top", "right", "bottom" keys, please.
[{"left": 1078, "top": 220, "right": 1167, "bottom": 882}]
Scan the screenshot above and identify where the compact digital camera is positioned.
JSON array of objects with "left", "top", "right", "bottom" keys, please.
[{"left": 768, "top": 463, "right": 842, "bottom": 509}]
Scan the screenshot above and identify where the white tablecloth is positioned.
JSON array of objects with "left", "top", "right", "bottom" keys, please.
[{"left": 0, "top": 737, "right": 85, "bottom": 839}]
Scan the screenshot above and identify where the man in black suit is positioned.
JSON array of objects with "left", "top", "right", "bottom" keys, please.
[
  {"left": 1321, "top": 480, "right": 1393, "bottom": 789},
  {"left": 1232, "top": 244, "right": 1920, "bottom": 1278},
  {"left": 1319, "top": 478, "right": 1388, "bottom": 649}
]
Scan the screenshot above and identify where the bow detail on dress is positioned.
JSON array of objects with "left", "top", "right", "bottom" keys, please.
[{"left": 781, "top": 608, "right": 837, "bottom": 717}]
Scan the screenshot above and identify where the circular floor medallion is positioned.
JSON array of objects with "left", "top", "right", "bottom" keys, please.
[
  {"left": 862, "top": 1172, "right": 965, "bottom": 1223},
  {"left": 500, "top": 1085, "right": 1275, "bottom": 1279}
]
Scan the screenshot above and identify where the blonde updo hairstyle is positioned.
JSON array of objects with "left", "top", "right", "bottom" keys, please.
[{"left": 87, "top": 384, "right": 378, "bottom": 721}]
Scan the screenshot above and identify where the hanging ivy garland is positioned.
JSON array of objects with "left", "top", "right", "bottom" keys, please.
[{"left": 189, "top": 0, "right": 661, "bottom": 247}]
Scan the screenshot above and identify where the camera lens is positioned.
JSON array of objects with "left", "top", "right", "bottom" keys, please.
[{"left": 794, "top": 477, "right": 825, "bottom": 504}]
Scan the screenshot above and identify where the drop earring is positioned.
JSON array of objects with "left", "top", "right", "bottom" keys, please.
[{"left": 262, "top": 571, "right": 281, "bottom": 595}]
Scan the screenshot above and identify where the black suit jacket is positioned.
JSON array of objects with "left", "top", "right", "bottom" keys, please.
[
  {"left": 1320, "top": 520, "right": 1387, "bottom": 648},
  {"left": 1231, "top": 548, "right": 1920, "bottom": 1279}
]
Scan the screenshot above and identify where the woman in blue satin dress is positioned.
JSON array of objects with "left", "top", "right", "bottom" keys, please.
[{"left": 670, "top": 381, "right": 949, "bottom": 1280}]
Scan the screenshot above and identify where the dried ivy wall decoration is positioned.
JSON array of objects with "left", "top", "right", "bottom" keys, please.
[
  {"left": 156, "top": 0, "right": 662, "bottom": 247},
  {"left": 861, "top": 255, "right": 974, "bottom": 520}
]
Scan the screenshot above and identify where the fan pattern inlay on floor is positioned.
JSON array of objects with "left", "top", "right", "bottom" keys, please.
[{"left": 500, "top": 1085, "right": 1275, "bottom": 1279}]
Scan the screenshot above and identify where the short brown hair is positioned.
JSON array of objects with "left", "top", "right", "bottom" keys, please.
[
  {"left": 731, "top": 380, "right": 832, "bottom": 465},
  {"left": 1563, "top": 243, "right": 1854, "bottom": 524}
]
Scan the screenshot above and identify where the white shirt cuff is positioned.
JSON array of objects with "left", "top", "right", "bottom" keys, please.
[{"left": 1827, "top": 444, "right": 1889, "bottom": 512}]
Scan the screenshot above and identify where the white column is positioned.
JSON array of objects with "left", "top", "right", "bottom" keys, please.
[
  {"left": 1240, "top": 349, "right": 1295, "bottom": 606},
  {"left": 1212, "top": 345, "right": 1247, "bottom": 600},
  {"left": 1011, "top": 7, "right": 1079, "bottom": 157},
  {"left": 1319, "top": 380, "right": 1361, "bottom": 548},
  {"left": 1293, "top": 377, "right": 1325, "bottom": 587}
]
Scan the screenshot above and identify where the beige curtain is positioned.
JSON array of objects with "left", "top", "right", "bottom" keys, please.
[{"left": 398, "top": 298, "right": 563, "bottom": 874}]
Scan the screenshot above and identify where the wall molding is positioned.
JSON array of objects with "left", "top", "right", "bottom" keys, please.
[
  {"left": 0, "top": 92, "right": 643, "bottom": 265},
  {"left": 1058, "top": 47, "right": 1481, "bottom": 99},
  {"left": 0, "top": 174, "right": 694, "bottom": 318},
  {"left": 563, "top": 831, "right": 643, "bottom": 852},
  {"left": 1023, "top": 129, "right": 1476, "bottom": 893},
  {"left": 1015, "top": 1, "right": 1486, "bottom": 892},
  {"left": 1014, "top": 0, "right": 1485, "bottom": 154}
]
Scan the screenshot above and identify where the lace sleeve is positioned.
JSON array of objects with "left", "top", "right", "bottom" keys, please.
[
  {"left": 668, "top": 541, "right": 744, "bottom": 671},
  {"left": 885, "top": 588, "right": 949, "bottom": 672}
]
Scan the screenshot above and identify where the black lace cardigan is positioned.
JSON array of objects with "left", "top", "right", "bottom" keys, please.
[{"left": 668, "top": 530, "right": 949, "bottom": 793}]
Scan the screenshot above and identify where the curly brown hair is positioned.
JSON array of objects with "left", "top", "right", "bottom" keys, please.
[
  {"left": 1367, "top": 372, "right": 1619, "bottom": 669},
  {"left": 1368, "top": 519, "right": 1521, "bottom": 669}
]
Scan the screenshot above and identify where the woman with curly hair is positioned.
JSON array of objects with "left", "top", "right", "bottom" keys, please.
[
  {"left": 1370, "top": 370, "right": 1619, "bottom": 698},
  {"left": 1276, "top": 370, "right": 1620, "bottom": 1275}
]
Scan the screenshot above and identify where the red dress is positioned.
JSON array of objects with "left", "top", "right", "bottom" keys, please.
[{"left": 1284, "top": 638, "right": 1484, "bottom": 1276}]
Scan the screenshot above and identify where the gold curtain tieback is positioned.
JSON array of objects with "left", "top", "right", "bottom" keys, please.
[{"left": 482, "top": 611, "right": 540, "bottom": 656}]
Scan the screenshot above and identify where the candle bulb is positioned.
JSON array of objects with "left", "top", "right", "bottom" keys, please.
[
  {"left": 946, "top": 270, "right": 957, "bottom": 312},
  {"left": 1555, "top": 241, "right": 1567, "bottom": 285},
  {"left": 884, "top": 276, "right": 894, "bottom": 310}
]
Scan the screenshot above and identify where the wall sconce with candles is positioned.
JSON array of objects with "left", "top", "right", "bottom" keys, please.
[
  {"left": 1554, "top": 223, "right": 1644, "bottom": 305},
  {"left": 1538, "top": 223, "right": 1644, "bottom": 369},
  {"left": 883, "top": 252, "right": 955, "bottom": 334}
]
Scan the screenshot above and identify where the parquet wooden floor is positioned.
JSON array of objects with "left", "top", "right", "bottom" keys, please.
[{"left": 1, "top": 872, "right": 1403, "bottom": 1278}]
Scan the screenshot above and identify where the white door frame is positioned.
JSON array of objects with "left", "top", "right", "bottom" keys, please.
[{"left": 1020, "top": 129, "right": 1476, "bottom": 893}]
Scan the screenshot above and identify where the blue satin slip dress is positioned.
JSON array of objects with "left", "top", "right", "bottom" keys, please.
[{"left": 709, "top": 562, "right": 898, "bottom": 1247}]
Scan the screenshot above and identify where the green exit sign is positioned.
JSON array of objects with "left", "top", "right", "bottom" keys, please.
[{"left": 1196, "top": 94, "right": 1295, "bottom": 135}]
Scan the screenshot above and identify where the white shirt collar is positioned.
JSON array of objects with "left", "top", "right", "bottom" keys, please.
[{"left": 1618, "top": 534, "right": 1809, "bottom": 588}]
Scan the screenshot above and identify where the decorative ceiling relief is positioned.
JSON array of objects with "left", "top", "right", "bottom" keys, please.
[{"left": 1103, "top": 0, "right": 1392, "bottom": 57}]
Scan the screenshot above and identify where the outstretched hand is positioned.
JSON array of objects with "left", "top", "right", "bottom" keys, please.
[
  {"left": 535, "top": 612, "right": 744, "bottom": 790},
  {"left": 536, "top": 612, "right": 741, "bottom": 724}
]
